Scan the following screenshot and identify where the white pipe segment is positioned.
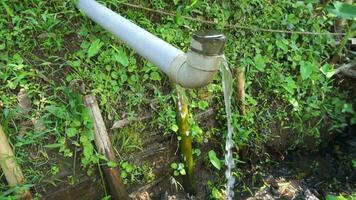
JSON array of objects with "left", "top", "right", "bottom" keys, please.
[
  {"left": 77, "top": 0, "right": 224, "bottom": 89},
  {"left": 77, "top": 0, "right": 184, "bottom": 75}
]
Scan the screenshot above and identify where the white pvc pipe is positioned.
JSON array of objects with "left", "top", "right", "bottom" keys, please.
[{"left": 77, "top": 0, "right": 184, "bottom": 75}]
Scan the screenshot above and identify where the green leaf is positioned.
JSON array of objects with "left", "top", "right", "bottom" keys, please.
[
  {"left": 289, "top": 97, "right": 299, "bottom": 111},
  {"left": 198, "top": 100, "right": 209, "bottom": 110},
  {"left": 66, "top": 128, "right": 77, "bottom": 138},
  {"left": 111, "top": 72, "right": 118, "bottom": 79},
  {"left": 300, "top": 61, "right": 313, "bottom": 80},
  {"left": 342, "top": 103, "right": 354, "bottom": 113},
  {"left": 82, "top": 109, "right": 92, "bottom": 126},
  {"left": 120, "top": 171, "right": 128, "bottom": 178},
  {"left": 125, "top": 163, "right": 134, "bottom": 173},
  {"left": 326, "top": 1, "right": 356, "bottom": 20},
  {"left": 208, "top": 150, "right": 221, "bottom": 170},
  {"left": 170, "top": 162, "right": 178, "bottom": 169},
  {"left": 194, "top": 149, "right": 201, "bottom": 156},
  {"left": 325, "top": 194, "right": 348, "bottom": 200},
  {"left": 191, "top": 125, "right": 202, "bottom": 136},
  {"left": 1, "top": 2, "right": 14, "bottom": 17},
  {"left": 173, "top": 170, "right": 179, "bottom": 176},
  {"left": 292, "top": 54, "right": 302, "bottom": 62},
  {"left": 114, "top": 49, "right": 129, "bottom": 67},
  {"left": 178, "top": 163, "right": 184, "bottom": 170},
  {"left": 175, "top": 9, "right": 184, "bottom": 25},
  {"left": 87, "top": 39, "right": 103, "bottom": 58},
  {"left": 212, "top": 187, "right": 224, "bottom": 199},
  {"left": 128, "top": 74, "right": 138, "bottom": 84},
  {"left": 320, "top": 64, "right": 336, "bottom": 78},
  {"left": 107, "top": 161, "right": 118, "bottom": 168},
  {"left": 68, "top": 60, "right": 81, "bottom": 68},
  {"left": 276, "top": 39, "right": 289, "bottom": 52},
  {"left": 120, "top": 73, "right": 128, "bottom": 83},
  {"left": 254, "top": 54, "right": 267, "bottom": 72},
  {"left": 179, "top": 168, "right": 186, "bottom": 175},
  {"left": 128, "top": 65, "right": 137, "bottom": 72},
  {"left": 171, "top": 124, "right": 179, "bottom": 132},
  {"left": 150, "top": 71, "right": 161, "bottom": 81},
  {"left": 325, "top": 195, "right": 337, "bottom": 200},
  {"left": 46, "top": 105, "right": 67, "bottom": 119},
  {"left": 13, "top": 54, "right": 24, "bottom": 64},
  {"left": 190, "top": 0, "right": 198, "bottom": 7},
  {"left": 282, "top": 77, "right": 297, "bottom": 94}
]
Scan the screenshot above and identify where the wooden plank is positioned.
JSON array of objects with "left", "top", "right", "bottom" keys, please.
[
  {"left": 83, "top": 94, "right": 129, "bottom": 200},
  {"left": 0, "top": 125, "right": 32, "bottom": 199}
]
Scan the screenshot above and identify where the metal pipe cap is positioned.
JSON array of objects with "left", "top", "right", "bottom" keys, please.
[{"left": 190, "top": 31, "right": 226, "bottom": 56}]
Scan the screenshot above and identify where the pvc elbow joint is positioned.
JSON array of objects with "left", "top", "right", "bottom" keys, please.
[
  {"left": 168, "top": 52, "right": 222, "bottom": 89},
  {"left": 168, "top": 31, "right": 226, "bottom": 89}
]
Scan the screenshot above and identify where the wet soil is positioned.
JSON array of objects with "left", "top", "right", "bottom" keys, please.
[{"left": 244, "top": 125, "right": 356, "bottom": 200}]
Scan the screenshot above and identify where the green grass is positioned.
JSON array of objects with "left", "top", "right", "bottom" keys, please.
[{"left": 0, "top": 0, "right": 355, "bottom": 199}]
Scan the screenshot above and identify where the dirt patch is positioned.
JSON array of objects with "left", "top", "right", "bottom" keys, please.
[{"left": 247, "top": 125, "right": 356, "bottom": 199}]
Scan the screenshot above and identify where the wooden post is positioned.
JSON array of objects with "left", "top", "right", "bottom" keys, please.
[
  {"left": 236, "top": 67, "right": 246, "bottom": 115},
  {"left": 0, "top": 125, "right": 32, "bottom": 199},
  {"left": 83, "top": 94, "right": 129, "bottom": 200}
]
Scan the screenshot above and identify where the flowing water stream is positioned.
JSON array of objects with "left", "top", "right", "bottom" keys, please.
[{"left": 221, "top": 58, "right": 235, "bottom": 200}]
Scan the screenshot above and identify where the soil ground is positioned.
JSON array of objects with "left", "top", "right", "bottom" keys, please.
[{"left": 30, "top": 122, "right": 355, "bottom": 199}]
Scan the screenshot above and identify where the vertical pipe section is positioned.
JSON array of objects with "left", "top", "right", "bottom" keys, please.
[
  {"left": 176, "top": 86, "right": 196, "bottom": 194},
  {"left": 77, "top": 0, "right": 184, "bottom": 74}
]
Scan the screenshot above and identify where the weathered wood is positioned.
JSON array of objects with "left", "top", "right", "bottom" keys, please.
[
  {"left": 83, "top": 94, "right": 129, "bottom": 200},
  {"left": 335, "top": 62, "right": 356, "bottom": 78},
  {"left": 236, "top": 67, "right": 246, "bottom": 115},
  {"left": 0, "top": 125, "right": 32, "bottom": 199}
]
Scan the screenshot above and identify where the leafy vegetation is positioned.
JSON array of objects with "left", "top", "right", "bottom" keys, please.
[{"left": 0, "top": 0, "right": 355, "bottom": 199}]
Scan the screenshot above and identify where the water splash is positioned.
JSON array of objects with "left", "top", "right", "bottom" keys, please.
[{"left": 220, "top": 57, "right": 235, "bottom": 200}]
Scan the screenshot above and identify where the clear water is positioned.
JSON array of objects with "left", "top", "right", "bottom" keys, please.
[{"left": 221, "top": 58, "right": 235, "bottom": 200}]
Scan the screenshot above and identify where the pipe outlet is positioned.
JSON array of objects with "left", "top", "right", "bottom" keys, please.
[{"left": 168, "top": 31, "right": 226, "bottom": 88}]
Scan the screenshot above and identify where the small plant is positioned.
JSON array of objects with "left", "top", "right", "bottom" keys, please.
[
  {"left": 43, "top": 87, "right": 99, "bottom": 173},
  {"left": 120, "top": 161, "right": 134, "bottom": 181},
  {"left": 208, "top": 150, "right": 222, "bottom": 170},
  {"left": 170, "top": 162, "right": 186, "bottom": 176},
  {"left": 211, "top": 187, "right": 225, "bottom": 200},
  {"left": 50, "top": 165, "right": 60, "bottom": 175},
  {"left": 119, "top": 161, "right": 151, "bottom": 184}
]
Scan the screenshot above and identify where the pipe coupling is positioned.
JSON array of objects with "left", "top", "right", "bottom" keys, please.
[{"left": 168, "top": 31, "right": 226, "bottom": 88}]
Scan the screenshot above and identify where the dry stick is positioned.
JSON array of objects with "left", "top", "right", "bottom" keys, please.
[
  {"left": 118, "top": 2, "right": 345, "bottom": 36},
  {"left": 335, "top": 61, "right": 356, "bottom": 78},
  {"left": 235, "top": 67, "right": 246, "bottom": 115},
  {"left": 83, "top": 94, "right": 129, "bottom": 200},
  {"left": 0, "top": 125, "right": 32, "bottom": 200}
]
